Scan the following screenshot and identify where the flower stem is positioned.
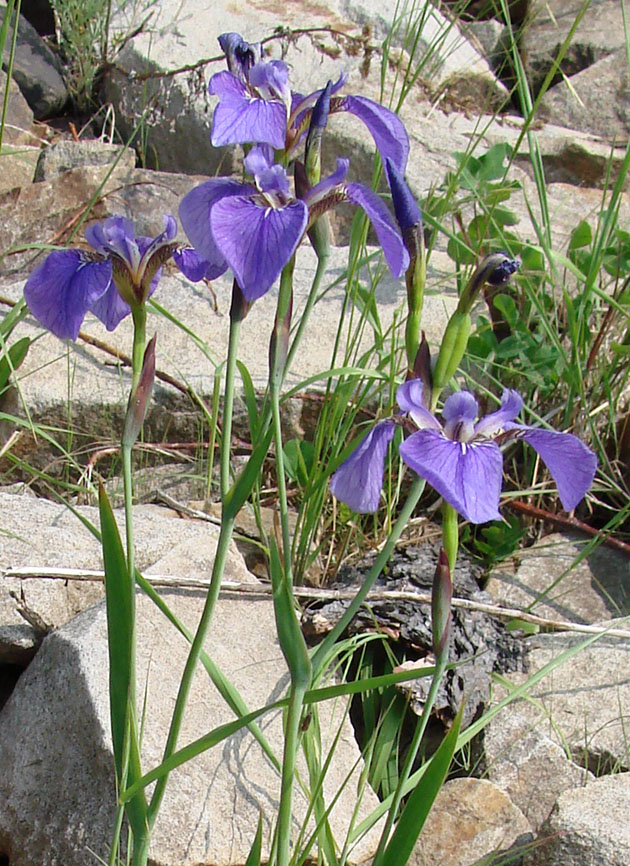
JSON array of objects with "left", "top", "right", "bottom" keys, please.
[
  {"left": 221, "top": 283, "right": 244, "bottom": 499},
  {"left": 130, "top": 306, "right": 147, "bottom": 392}
]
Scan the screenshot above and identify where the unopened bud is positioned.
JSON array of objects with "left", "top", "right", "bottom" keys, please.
[
  {"left": 305, "top": 81, "right": 332, "bottom": 186},
  {"left": 432, "top": 548, "right": 452, "bottom": 660},
  {"left": 122, "top": 334, "right": 156, "bottom": 447}
]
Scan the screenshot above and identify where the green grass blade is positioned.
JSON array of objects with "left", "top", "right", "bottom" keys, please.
[
  {"left": 373, "top": 703, "right": 463, "bottom": 866},
  {"left": 0, "top": 336, "right": 30, "bottom": 392},
  {"left": 244, "top": 813, "right": 263, "bottom": 866}
]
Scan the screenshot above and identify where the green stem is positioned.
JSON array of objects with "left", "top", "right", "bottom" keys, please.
[
  {"left": 311, "top": 476, "right": 426, "bottom": 678},
  {"left": 130, "top": 306, "right": 147, "bottom": 392},
  {"left": 130, "top": 830, "right": 151, "bottom": 866},
  {"left": 276, "top": 680, "right": 309, "bottom": 866},
  {"left": 220, "top": 287, "right": 243, "bottom": 499},
  {"left": 442, "top": 504, "right": 458, "bottom": 572}
]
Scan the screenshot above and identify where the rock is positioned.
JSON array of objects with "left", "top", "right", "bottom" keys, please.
[
  {"left": 0, "top": 590, "right": 382, "bottom": 866},
  {"left": 484, "top": 707, "right": 593, "bottom": 831},
  {"left": 0, "top": 68, "right": 37, "bottom": 146},
  {"left": 102, "top": 0, "right": 506, "bottom": 177},
  {"left": 410, "top": 777, "right": 532, "bottom": 866},
  {"left": 0, "top": 490, "right": 251, "bottom": 636},
  {"left": 0, "top": 624, "right": 40, "bottom": 665},
  {"left": 539, "top": 49, "right": 630, "bottom": 140},
  {"left": 34, "top": 139, "right": 137, "bottom": 181},
  {"left": 0, "top": 0, "right": 68, "bottom": 118},
  {"left": 494, "top": 624, "right": 630, "bottom": 773},
  {"left": 523, "top": 0, "right": 628, "bottom": 96},
  {"left": 524, "top": 773, "right": 630, "bottom": 866},
  {"left": 485, "top": 533, "right": 630, "bottom": 624},
  {"left": 0, "top": 144, "right": 39, "bottom": 193}
]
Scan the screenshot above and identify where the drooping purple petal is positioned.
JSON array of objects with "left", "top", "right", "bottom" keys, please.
[
  {"left": 209, "top": 196, "right": 308, "bottom": 301},
  {"left": 88, "top": 282, "right": 132, "bottom": 331},
  {"left": 329, "top": 421, "right": 396, "bottom": 513},
  {"left": 345, "top": 182, "right": 410, "bottom": 278},
  {"left": 337, "top": 95, "right": 409, "bottom": 173},
  {"left": 179, "top": 179, "right": 250, "bottom": 279},
  {"left": 290, "top": 71, "right": 348, "bottom": 127},
  {"left": 396, "top": 379, "right": 440, "bottom": 430},
  {"left": 400, "top": 430, "right": 503, "bottom": 523},
  {"left": 100, "top": 216, "right": 140, "bottom": 271},
  {"left": 210, "top": 90, "right": 287, "bottom": 149},
  {"left": 172, "top": 247, "right": 210, "bottom": 282},
  {"left": 475, "top": 389, "right": 523, "bottom": 437},
  {"left": 24, "top": 250, "right": 112, "bottom": 340},
  {"left": 516, "top": 428, "right": 597, "bottom": 511},
  {"left": 385, "top": 158, "right": 422, "bottom": 232}
]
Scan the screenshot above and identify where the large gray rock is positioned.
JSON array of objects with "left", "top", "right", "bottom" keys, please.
[
  {"left": 485, "top": 533, "right": 630, "bottom": 624},
  {"left": 0, "top": 0, "right": 68, "bottom": 117},
  {"left": 101, "top": 0, "right": 506, "bottom": 177},
  {"left": 0, "top": 590, "right": 382, "bottom": 865},
  {"left": 539, "top": 49, "right": 630, "bottom": 140},
  {"left": 410, "top": 777, "right": 532, "bottom": 866},
  {"left": 0, "top": 489, "right": 250, "bottom": 641},
  {"left": 524, "top": 773, "right": 630, "bottom": 866},
  {"left": 523, "top": 0, "right": 628, "bottom": 95},
  {"left": 495, "top": 625, "right": 630, "bottom": 772},
  {"left": 34, "top": 139, "right": 137, "bottom": 181},
  {"left": 484, "top": 707, "right": 593, "bottom": 832}
]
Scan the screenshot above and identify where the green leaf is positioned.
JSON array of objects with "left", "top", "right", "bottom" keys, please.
[
  {"left": 568, "top": 220, "right": 592, "bottom": 251},
  {"left": 0, "top": 336, "right": 30, "bottom": 393},
  {"left": 373, "top": 704, "right": 463, "bottom": 866},
  {"left": 237, "top": 360, "right": 259, "bottom": 439},
  {"left": 0, "top": 298, "right": 27, "bottom": 340},
  {"left": 283, "top": 438, "right": 315, "bottom": 486},
  {"left": 99, "top": 482, "right": 133, "bottom": 779},
  {"left": 244, "top": 814, "right": 263, "bottom": 866},
  {"left": 492, "top": 293, "right": 518, "bottom": 328},
  {"left": 223, "top": 426, "right": 273, "bottom": 520}
]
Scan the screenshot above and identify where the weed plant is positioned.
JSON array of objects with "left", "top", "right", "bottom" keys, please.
[{"left": 0, "top": 1, "right": 626, "bottom": 865}]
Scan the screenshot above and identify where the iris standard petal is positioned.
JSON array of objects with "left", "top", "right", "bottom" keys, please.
[
  {"left": 396, "top": 379, "right": 440, "bottom": 430},
  {"left": 24, "top": 250, "right": 112, "bottom": 340},
  {"left": 442, "top": 391, "right": 479, "bottom": 423},
  {"left": 475, "top": 389, "right": 523, "bottom": 437},
  {"left": 211, "top": 93, "right": 287, "bottom": 149},
  {"left": 209, "top": 195, "right": 308, "bottom": 301},
  {"left": 101, "top": 216, "right": 140, "bottom": 271},
  {"left": 179, "top": 178, "right": 248, "bottom": 276},
  {"left": 88, "top": 282, "right": 132, "bottom": 331},
  {"left": 345, "top": 183, "right": 410, "bottom": 278},
  {"left": 339, "top": 95, "right": 409, "bottom": 173},
  {"left": 517, "top": 428, "right": 598, "bottom": 511},
  {"left": 400, "top": 430, "right": 503, "bottom": 523},
  {"left": 329, "top": 421, "right": 396, "bottom": 513}
]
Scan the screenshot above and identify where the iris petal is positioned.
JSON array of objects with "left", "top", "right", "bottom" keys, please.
[
  {"left": 517, "top": 428, "right": 598, "bottom": 511},
  {"left": 339, "top": 95, "right": 409, "bottom": 173},
  {"left": 179, "top": 179, "right": 249, "bottom": 279},
  {"left": 475, "top": 389, "right": 523, "bottom": 437},
  {"left": 209, "top": 196, "right": 308, "bottom": 301},
  {"left": 172, "top": 248, "right": 209, "bottom": 282},
  {"left": 330, "top": 421, "right": 396, "bottom": 513},
  {"left": 89, "top": 283, "right": 132, "bottom": 331},
  {"left": 345, "top": 183, "right": 409, "bottom": 278},
  {"left": 442, "top": 391, "right": 478, "bottom": 423},
  {"left": 211, "top": 94, "right": 287, "bottom": 149},
  {"left": 396, "top": 379, "right": 440, "bottom": 430},
  {"left": 24, "top": 250, "right": 112, "bottom": 340},
  {"left": 400, "top": 430, "right": 503, "bottom": 523}
]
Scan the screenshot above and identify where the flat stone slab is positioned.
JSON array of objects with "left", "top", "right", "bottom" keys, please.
[
  {"left": 525, "top": 773, "right": 630, "bottom": 866},
  {"left": 0, "top": 590, "right": 382, "bottom": 866},
  {"left": 485, "top": 533, "right": 630, "bottom": 624},
  {"left": 494, "top": 624, "right": 630, "bottom": 771}
]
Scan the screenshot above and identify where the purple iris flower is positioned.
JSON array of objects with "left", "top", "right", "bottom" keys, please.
[
  {"left": 209, "top": 32, "right": 409, "bottom": 173},
  {"left": 24, "top": 215, "right": 183, "bottom": 341},
  {"left": 178, "top": 147, "right": 409, "bottom": 302},
  {"left": 330, "top": 381, "right": 597, "bottom": 523}
]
